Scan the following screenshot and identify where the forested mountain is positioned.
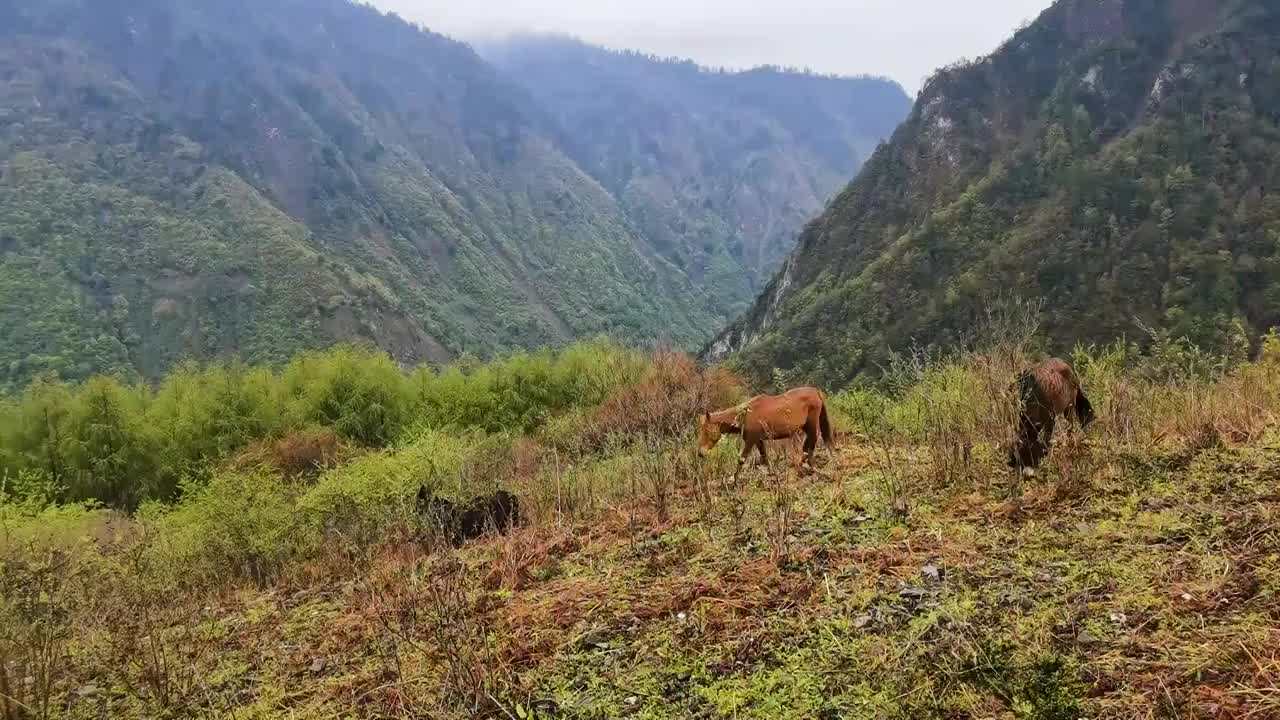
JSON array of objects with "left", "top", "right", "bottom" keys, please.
[
  {"left": 710, "top": 0, "right": 1280, "bottom": 388},
  {"left": 483, "top": 35, "right": 911, "bottom": 317},
  {"left": 0, "top": 0, "right": 909, "bottom": 391},
  {"left": 0, "top": 0, "right": 704, "bottom": 388}
]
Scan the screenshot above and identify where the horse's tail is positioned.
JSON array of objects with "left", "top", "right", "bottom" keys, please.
[{"left": 819, "top": 401, "right": 834, "bottom": 448}]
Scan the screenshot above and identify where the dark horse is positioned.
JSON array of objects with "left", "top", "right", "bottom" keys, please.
[
  {"left": 699, "top": 386, "right": 834, "bottom": 480},
  {"left": 1008, "top": 358, "right": 1095, "bottom": 475},
  {"left": 415, "top": 486, "right": 520, "bottom": 546}
]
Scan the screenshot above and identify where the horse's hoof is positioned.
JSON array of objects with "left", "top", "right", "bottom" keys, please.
[{"left": 1020, "top": 467, "right": 1037, "bottom": 479}]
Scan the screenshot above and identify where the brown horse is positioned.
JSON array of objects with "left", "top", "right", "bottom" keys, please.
[
  {"left": 1008, "top": 358, "right": 1095, "bottom": 476},
  {"left": 699, "top": 386, "right": 834, "bottom": 480}
]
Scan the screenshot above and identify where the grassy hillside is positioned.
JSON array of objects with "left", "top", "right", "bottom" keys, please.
[
  {"left": 1, "top": 331, "right": 1278, "bottom": 718},
  {"left": 711, "top": 0, "right": 1280, "bottom": 389},
  {"left": 484, "top": 36, "right": 911, "bottom": 319}
]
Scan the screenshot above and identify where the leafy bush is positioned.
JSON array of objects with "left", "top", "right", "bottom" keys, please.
[
  {"left": 826, "top": 386, "right": 893, "bottom": 440},
  {"left": 57, "top": 377, "right": 155, "bottom": 509},
  {"left": 0, "top": 378, "right": 74, "bottom": 490},
  {"left": 0, "top": 341, "right": 656, "bottom": 509},
  {"left": 146, "top": 362, "right": 284, "bottom": 490},
  {"left": 282, "top": 345, "right": 413, "bottom": 447},
  {"left": 145, "top": 470, "right": 302, "bottom": 586},
  {"left": 411, "top": 339, "right": 647, "bottom": 433},
  {"left": 296, "top": 431, "right": 475, "bottom": 551}
]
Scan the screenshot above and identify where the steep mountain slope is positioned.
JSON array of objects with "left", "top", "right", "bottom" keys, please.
[
  {"left": 710, "top": 0, "right": 1280, "bottom": 388},
  {"left": 485, "top": 36, "right": 912, "bottom": 318},
  {"left": 0, "top": 0, "right": 720, "bottom": 389}
]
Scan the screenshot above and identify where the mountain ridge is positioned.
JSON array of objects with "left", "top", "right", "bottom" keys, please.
[{"left": 710, "top": 0, "right": 1280, "bottom": 388}]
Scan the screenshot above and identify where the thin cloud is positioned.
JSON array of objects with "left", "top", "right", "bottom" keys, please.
[{"left": 371, "top": 0, "right": 1054, "bottom": 93}]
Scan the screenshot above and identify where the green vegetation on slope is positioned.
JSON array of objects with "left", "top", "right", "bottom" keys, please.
[
  {"left": 713, "top": 0, "right": 1280, "bottom": 389},
  {"left": 0, "top": 0, "right": 713, "bottom": 390},
  {"left": 0, "top": 340, "right": 652, "bottom": 509}
]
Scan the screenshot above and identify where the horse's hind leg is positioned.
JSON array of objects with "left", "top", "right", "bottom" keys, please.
[{"left": 801, "top": 420, "right": 818, "bottom": 472}]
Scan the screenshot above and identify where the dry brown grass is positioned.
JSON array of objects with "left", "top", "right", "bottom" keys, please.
[
  {"left": 229, "top": 428, "right": 357, "bottom": 481},
  {"left": 572, "top": 351, "right": 744, "bottom": 453},
  {"left": 7, "top": 342, "right": 1280, "bottom": 719},
  {"left": 1084, "top": 338, "right": 1280, "bottom": 455}
]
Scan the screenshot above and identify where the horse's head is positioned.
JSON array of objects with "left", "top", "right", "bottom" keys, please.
[
  {"left": 1075, "top": 388, "right": 1096, "bottom": 428},
  {"left": 698, "top": 412, "right": 722, "bottom": 457}
]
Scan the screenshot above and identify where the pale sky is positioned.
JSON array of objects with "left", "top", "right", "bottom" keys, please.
[{"left": 370, "top": 0, "right": 1055, "bottom": 94}]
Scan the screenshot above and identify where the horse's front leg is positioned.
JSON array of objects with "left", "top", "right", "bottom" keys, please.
[
  {"left": 732, "top": 438, "right": 755, "bottom": 483},
  {"left": 756, "top": 441, "right": 771, "bottom": 476}
]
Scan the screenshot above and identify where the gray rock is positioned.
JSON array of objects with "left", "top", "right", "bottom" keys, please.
[
  {"left": 531, "top": 698, "right": 560, "bottom": 713},
  {"left": 309, "top": 657, "right": 327, "bottom": 674},
  {"left": 579, "top": 630, "right": 609, "bottom": 649}
]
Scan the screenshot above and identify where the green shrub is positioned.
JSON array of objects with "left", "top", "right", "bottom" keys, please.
[
  {"left": 0, "top": 377, "right": 74, "bottom": 499},
  {"left": 0, "top": 469, "right": 62, "bottom": 511},
  {"left": 282, "top": 345, "right": 413, "bottom": 447},
  {"left": 411, "top": 339, "right": 647, "bottom": 434},
  {"left": 58, "top": 376, "right": 155, "bottom": 509},
  {"left": 0, "top": 499, "right": 112, "bottom": 554},
  {"left": 296, "top": 430, "right": 475, "bottom": 549},
  {"left": 146, "top": 470, "right": 302, "bottom": 586},
  {"left": 146, "top": 361, "right": 284, "bottom": 489},
  {"left": 827, "top": 386, "right": 893, "bottom": 440}
]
